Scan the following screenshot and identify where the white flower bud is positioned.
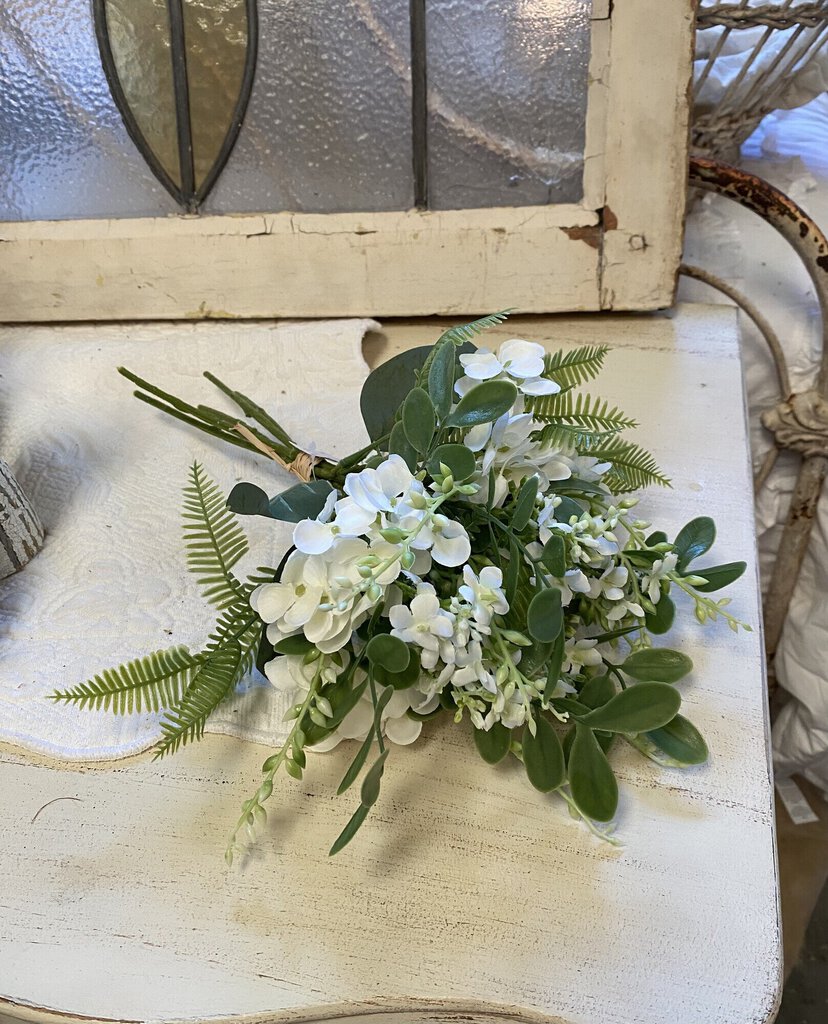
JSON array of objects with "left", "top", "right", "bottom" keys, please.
[{"left": 401, "top": 549, "right": 416, "bottom": 569}]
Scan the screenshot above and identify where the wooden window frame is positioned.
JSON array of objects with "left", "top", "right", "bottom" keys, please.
[{"left": 0, "top": 0, "right": 695, "bottom": 322}]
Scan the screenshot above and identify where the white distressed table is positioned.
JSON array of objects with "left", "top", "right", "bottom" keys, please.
[{"left": 0, "top": 306, "right": 780, "bottom": 1024}]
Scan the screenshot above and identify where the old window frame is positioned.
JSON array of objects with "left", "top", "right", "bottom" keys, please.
[{"left": 0, "top": 0, "right": 695, "bottom": 321}]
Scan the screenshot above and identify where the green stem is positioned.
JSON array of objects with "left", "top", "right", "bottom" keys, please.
[{"left": 204, "top": 371, "right": 295, "bottom": 447}]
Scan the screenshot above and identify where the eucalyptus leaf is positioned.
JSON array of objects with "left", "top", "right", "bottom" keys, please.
[
  {"left": 445, "top": 380, "right": 518, "bottom": 428},
  {"left": 366, "top": 634, "right": 410, "bottom": 674},
  {"left": 527, "top": 588, "right": 563, "bottom": 643},
  {"left": 692, "top": 561, "right": 747, "bottom": 593},
  {"left": 675, "top": 517, "right": 716, "bottom": 571},
  {"left": 427, "top": 340, "right": 456, "bottom": 419},
  {"left": 267, "top": 480, "right": 335, "bottom": 523},
  {"left": 505, "top": 540, "right": 521, "bottom": 606},
  {"left": 540, "top": 535, "right": 566, "bottom": 577},
  {"left": 389, "top": 421, "right": 418, "bottom": 472},
  {"left": 226, "top": 481, "right": 269, "bottom": 517},
  {"left": 523, "top": 715, "right": 565, "bottom": 792},
  {"left": 374, "top": 653, "right": 422, "bottom": 691},
  {"left": 329, "top": 802, "right": 370, "bottom": 856},
  {"left": 360, "top": 345, "right": 431, "bottom": 440},
  {"left": 428, "top": 444, "right": 476, "bottom": 482},
  {"left": 580, "top": 681, "right": 681, "bottom": 733},
  {"left": 645, "top": 594, "right": 675, "bottom": 635},
  {"left": 402, "top": 387, "right": 436, "bottom": 453},
  {"left": 360, "top": 748, "right": 389, "bottom": 807},
  {"left": 622, "top": 648, "right": 693, "bottom": 683},
  {"left": 511, "top": 476, "right": 539, "bottom": 532},
  {"left": 569, "top": 723, "right": 619, "bottom": 822},
  {"left": 473, "top": 722, "right": 512, "bottom": 765}
]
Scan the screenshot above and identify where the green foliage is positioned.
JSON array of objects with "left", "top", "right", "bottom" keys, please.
[
  {"left": 540, "top": 535, "right": 566, "bottom": 577},
  {"left": 569, "top": 723, "right": 619, "bottom": 822},
  {"left": 402, "top": 387, "right": 436, "bottom": 453},
  {"left": 674, "top": 517, "right": 716, "bottom": 571},
  {"left": 474, "top": 721, "right": 512, "bottom": 764},
  {"left": 527, "top": 588, "right": 563, "bottom": 643},
  {"left": 427, "top": 340, "right": 456, "bottom": 419},
  {"left": 265, "top": 480, "right": 334, "bottom": 523},
  {"left": 622, "top": 648, "right": 693, "bottom": 683},
  {"left": 360, "top": 345, "right": 431, "bottom": 441},
  {"left": 366, "top": 634, "right": 410, "bottom": 674},
  {"left": 584, "top": 437, "right": 671, "bottom": 493},
  {"left": 579, "top": 681, "right": 681, "bottom": 733},
  {"left": 511, "top": 475, "right": 539, "bottom": 532},
  {"left": 646, "top": 593, "right": 676, "bottom": 634},
  {"left": 432, "top": 310, "right": 512, "bottom": 349},
  {"left": 184, "top": 462, "right": 250, "bottom": 608},
  {"left": 523, "top": 715, "right": 565, "bottom": 792},
  {"left": 446, "top": 380, "right": 518, "bottom": 428},
  {"left": 530, "top": 391, "right": 637, "bottom": 432},
  {"left": 693, "top": 561, "right": 747, "bottom": 593},
  {"left": 428, "top": 444, "right": 476, "bottom": 482},
  {"left": 641, "top": 714, "right": 708, "bottom": 766},
  {"left": 389, "top": 421, "right": 418, "bottom": 471},
  {"left": 542, "top": 344, "right": 609, "bottom": 390},
  {"left": 49, "top": 647, "right": 200, "bottom": 714}
]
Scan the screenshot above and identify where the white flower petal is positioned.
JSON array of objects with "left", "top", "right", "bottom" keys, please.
[
  {"left": 250, "top": 583, "right": 294, "bottom": 623},
  {"left": 385, "top": 714, "right": 423, "bottom": 745},
  {"left": 293, "top": 518, "right": 335, "bottom": 554},
  {"left": 499, "top": 339, "right": 546, "bottom": 379},
  {"left": 459, "top": 349, "right": 502, "bottom": 380},
  {"left": 519, "top": 377, "right": 561, "bottom": 396}
]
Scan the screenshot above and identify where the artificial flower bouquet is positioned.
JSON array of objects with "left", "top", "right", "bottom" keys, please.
[{"left": 52, "top": 313, "right": 749, "bottom": 860}]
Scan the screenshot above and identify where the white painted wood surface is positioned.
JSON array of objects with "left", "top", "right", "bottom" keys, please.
[
  {"left": 0, "top": 306, "right": 780, "bottom": 1024},
  {"left": 0, "top": 1, "right": 694, "bottom": 322}
]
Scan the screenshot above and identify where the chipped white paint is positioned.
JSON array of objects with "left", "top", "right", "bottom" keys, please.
[
  {"left": 0, "top": 1, "right": 694, "bottom": 322},
  {"left": 0, "top": 307, "right": 780, "bottom": 1024}
]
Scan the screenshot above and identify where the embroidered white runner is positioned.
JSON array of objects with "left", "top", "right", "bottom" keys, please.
[{"left": 0, "top": 319, "right": 375, "bottom": 760}]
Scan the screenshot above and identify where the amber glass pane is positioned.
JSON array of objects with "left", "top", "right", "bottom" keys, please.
[
  {"left": 104, "top": 0, "right": 180, "bottom": 186},
  {"left": 182, "top": 0, "right": 249, "bottom": 193}
]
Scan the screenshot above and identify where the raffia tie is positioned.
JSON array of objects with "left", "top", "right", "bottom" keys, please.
[{"left": 233, "top": 423, "right": 319, "bottom": 483}]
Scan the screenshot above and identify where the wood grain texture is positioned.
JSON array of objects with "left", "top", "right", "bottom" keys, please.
[{"left": 0, "top": 306, "right": 780, "bottom": 1024}]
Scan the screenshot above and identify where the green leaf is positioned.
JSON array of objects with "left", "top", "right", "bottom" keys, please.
[
  {"left": 329, "top": 802, "right": 371, "bottom": 856},
  {"left": 388, "top": 421, "right": 418, "bottom": 471},
  {"left": 692, "top": 561, "right": 747, "bottom": 593},
  {"left": 527, "top": 588, "right": 563, "bottom": 643},
  {"left": 504, "top": 540, "right": 521, "bottom": 606},
  {"left": 569, "top": 723, "right": 619, "bottom": 821},
  {"left": 374, "top": 653, "right": 422, "bottom": 691},
  {"left": 433, "top": 311, "right": 513, "bottom": 349},
  {"left": 49, "top": 646, "right": 199, "bottom": 715},
  {"left": 579, "top": 681, "right": 681, "bottom": 733},
  {"left": 427, "top": 339, "right": 456, "bottom": 419},
  {"left": 546, "top": 630, "right": 565, "bottom": 689},
  {"left": 266, "top": 480, "right": 335, "bottom": 523},
  {"left": 473, "top": 722, "right": 512, "bottom": 765},
  {"left": 226, "top": 481, "right": 269, "bottom": 516},
  {"left": 428, "top": 443, "right": 476, "bottom": 482},
  {"left": 360, "top": 748, "right": 390, "bottom": 808},
  {"left": 529, "top": 390, "right": 637, "bottom": 432},
  {"left": 585, "top": 436, "right": 671, "bottom": 494},
  {"left": 578, "top": 674, "right": 616, "bottom": 710},
  {"left": 675, "top": 517, "right": 716, "bottom": 571},
  {"left": 511, "top": 476, "right": 539, "bottom": 532},
  {"left": 553, "top": 496, "right": 584, "bottom": 523},
  {"left": 517, "top": 640, "right": 552, "bottom": 680},
  {"left": 540, "top": 535, "right": 566, "bottom": 577},
  {"left": 155, "top": 642, "right": 244, "bottom": 758},
  {"left": 366, "top": 634, "right": 410, "bottom": 674},
  {"left": 359, "top": 345, "right": 431, "bottom": 440},
  {"left": 542, "top": 344, "right": 609, "bottom": 389},
  {"left": 446, "top": 380, "right": 518, "bottom": 428},
  {"left": 402, "top": 387, "right": 436, "bottom": 453},
  {"left": 271, "top": 635, "right": 314, "bottom": 655},
  {"left": 523, "top": 715, "right": 565, "bottom": 792},
  {"left": 622, "top": 648, "right": 693, "bottom": 683},
  {"left": 185, "top": 462, "right": 249, "bottom": 608},
  {"left": 642, "top": 714, "right": 708, "bottom": 766},
  {"left": 563, "top": 725, "right": 614, "bottom": 761},
  {"left": 646, "top": 531, "right": 668, "bottom": 546},
  {"left": 645, "top": 594, "right": 675, "bottom": 635}
]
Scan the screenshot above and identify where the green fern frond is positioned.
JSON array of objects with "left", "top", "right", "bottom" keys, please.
[
  {"left": 435, "top": 310, "right": 513, "bottom": 348},
  {"left": 542, "top": 345, "right": 609, "bottom": 390},
  {"left": 49, "top": 646, "right": 201, "bottom": 714},
  {"left": 184, "top": 461, "right": 249, "bottom": 608},
  {"left": 155, "top": 642, "right": 244, "bottom": 757},
  {"left": 586, "top": 436, "right": 671, "bottom": 493},
  {"left": 528, "top": 391, "right": 638, "bottom": 433},
  {"left": 205, "top": 598, "right": 262, "bottom": 674},
  {"left": 536, "top": 423, "right": 619, "bottom": 452}
]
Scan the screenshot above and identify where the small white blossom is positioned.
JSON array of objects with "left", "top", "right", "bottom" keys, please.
[
  {"left": 642, "top": 552, "right": 678, "bottom": 603},
  {"left": 458, "top": 339, "right": 561, "bottom": 397}
]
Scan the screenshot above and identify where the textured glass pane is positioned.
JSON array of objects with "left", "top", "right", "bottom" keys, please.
[
  {"left": 183, "top": 0, "right": 249, "bottom": 192},
  {"left": 0, "top": 1, "right": 177, "bottom": 220},
  {"left": 426, "top": 0, "right": 592, "bottom": 209},
  {"left": 204, "top": 0, "right": 413, "bottom": 215},
  {"left": 104, "top": 0, "right": 180, "bottom": 186}
]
